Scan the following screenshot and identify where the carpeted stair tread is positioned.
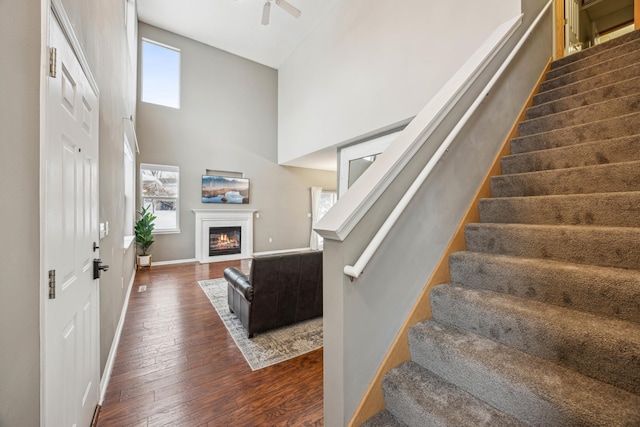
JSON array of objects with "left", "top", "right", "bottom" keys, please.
[
  {"left": 546, "top": 36, "right": 640, "bottom": 80},
  {"left": 527, "top": 76, "right": 640, "bottom": 120},
  {"left": 360, "top": 410, "right": 407, "bottom": 427},
  {"left": 534, "top": 62, "right": 640, "bottom": 105},
  {"left": 539, "top": 48, "right": 640, "bottom": 93},
  {"left": 550, "top": 29, "right": 640, "bottom": 70},
  {"left": 479, "top": 191, "right": 640, "bottom": 228},
  {"left": 510, "top": 112, "right": 640, "bottom": 154},
  {"left": 491, "top": 160, "right": 640, "bottom": 197},
  {"left": 408, "top": 321, "right": 640, "bottom": 426},
  {"left": 464, "top": 222, "right": 640, "bottom": 269},
  {"left": 501, "top": 135, "right": 640, "bottom": 174},
  {"left": 431, "top": 284, "right": 640, "bottom": 394},
  {"left": 448, "top": 251, "right": 640, "bottom": 324},
  {"left": 518, "top": 92, "right": 640, "bottom": 136},
  {"left": 381, "top": 361, "right": 525, "bottom": 427}
]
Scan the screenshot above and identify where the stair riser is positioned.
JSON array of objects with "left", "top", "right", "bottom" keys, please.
[
  {"left": 511, "top": 113, "right": 640, "bottom": 154},
  {"left": 465, "top": 224, "right": 640, "bottom": 269},
  {"left": 479, "top": 193, "right": 640, "bottom": 227},
  {"left": 527, "top": 77, "right": 640, "bottom": 120},
  {"left": 519, "top": 94, "right": 640, "bottom": 136},
  {"left": 535, "top": 63, "right": 640, "bottom": 105},
  {"left": 409, "top": 321, "right": 640, "bottom": 426},
  {"left": 448, "top": 252, "right": 640, "bottom": 324},
  {"left": 382, "top": 362, "right": 524, "bottom": 427},
  {"left": 547, "top": 38, "right": 640, "bottom": 80},
  {"left": 551, "top": 30, "right": 640, "bottom": 70},
  {"left": 540, "top": 50, "right": 640, "bottom": 93},
  {"left": 491, "top": 162, "right": 640, "bottom": 198},
  {"left": 431, "top": 285, "right": 640, "bottom": 395},
  {"left": 502, "top": 135, "right": 640, "bottom": 174}
]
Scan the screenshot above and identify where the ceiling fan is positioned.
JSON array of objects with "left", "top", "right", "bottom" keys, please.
[{"left": 261, "top": 0, "right": 301, "bottom": 25}]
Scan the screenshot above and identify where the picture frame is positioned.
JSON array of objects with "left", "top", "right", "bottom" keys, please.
[{"left": 202, "top": 175, "right": 250, "bottom": 204}]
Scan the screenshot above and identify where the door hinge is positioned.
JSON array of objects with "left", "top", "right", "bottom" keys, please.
[
  {"left": 49, "top": 47, "right": 57, "bottom": 78},
  {"left": 48, "top": 269, "right": 56, "bottom": 299}
]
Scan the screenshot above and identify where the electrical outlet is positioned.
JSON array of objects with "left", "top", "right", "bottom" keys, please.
[
  {"left": 256, "top": 212, "right": 260, "bottom": 219},
  {"left": 268, "top": 237, "right": 273, "bottom": 243}
]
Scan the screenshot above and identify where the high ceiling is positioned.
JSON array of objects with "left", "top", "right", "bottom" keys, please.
[{"left": 137, "top": 0, "right": 342, "bottom": 69}]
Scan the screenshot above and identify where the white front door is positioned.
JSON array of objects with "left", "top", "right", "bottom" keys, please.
[{"left": 43, "top": 10, "right": 100, "bottom": 427}]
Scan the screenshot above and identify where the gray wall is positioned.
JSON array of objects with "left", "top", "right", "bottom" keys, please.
[
  {"left": 137, "top": 23, "right": 336, "bottom": 262},
  {"left": 0, "top": 1, "right": 42, "bottom": 425},
  {"left": 321, "top": 0, "right": 554, "bottom": 424},
  {"left": 0, "top": 0, "right": 137, "bottom": 424}
]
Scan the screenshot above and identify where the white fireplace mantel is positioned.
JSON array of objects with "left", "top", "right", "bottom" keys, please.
[{"left": 193, "top": 209, "right": 256, "bottom": 263}]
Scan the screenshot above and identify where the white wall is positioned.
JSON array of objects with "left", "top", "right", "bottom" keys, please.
[
  {"left": 278, "top": 0, "right": 521, "bottom": 166},
  {"left": 137, "top": 24, "right": 336, "bottom": 262}
]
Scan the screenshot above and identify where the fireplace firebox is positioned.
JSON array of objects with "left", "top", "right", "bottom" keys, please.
[{"left": 209, "top": 226, "right": 241, "bottom": 256}]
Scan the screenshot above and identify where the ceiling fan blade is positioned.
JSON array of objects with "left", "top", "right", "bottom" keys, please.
[
  {"left": 261, "top": 1, "right": 271, "bottom": 25},
  {"left": 275, "top": 0, "right": 301, "bottom": 18}
]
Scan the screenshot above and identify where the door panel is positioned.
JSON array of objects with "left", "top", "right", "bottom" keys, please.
[{"left": 44, "top": 12, "right": 100, "bottom": 427}]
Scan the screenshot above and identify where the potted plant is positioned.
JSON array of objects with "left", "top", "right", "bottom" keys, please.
[{"left": 135, "top": 205, "right": 156, "bottom": 269}]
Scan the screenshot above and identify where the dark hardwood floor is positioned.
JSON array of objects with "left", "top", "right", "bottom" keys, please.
[{"left": 97, "top": 260, "right": 324, "bottom": 427}]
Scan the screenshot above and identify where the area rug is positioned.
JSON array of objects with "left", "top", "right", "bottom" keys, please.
[{"left": 198, "top": 278, "right": 323, "bottom": 371}]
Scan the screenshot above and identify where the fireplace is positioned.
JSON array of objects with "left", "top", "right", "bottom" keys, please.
[
  {"left": 193, "top": 209, "right": 255, "bottom": 263},
  {"left": 209, "top": 226, "right": 241, "bottom": 256}
]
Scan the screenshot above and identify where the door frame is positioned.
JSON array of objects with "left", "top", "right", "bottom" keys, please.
[
  {"left": 555, "top": 0, "right": 640, "bottom": 59},
  {"left": 40, "top": 0, "right": 101, "bottom": 425}
]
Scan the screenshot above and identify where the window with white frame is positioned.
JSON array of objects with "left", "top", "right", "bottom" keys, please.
[
  {"left": 318, "top": 191, "right": 337, "bottom": 220},
  {"left": 140, "top": 163, "right": 179, "bottom": 233},
  {"left": 141, "top": 39, "right": 180, "bottom": 109},
  {"left": 123, "top": 137, "right": 135, "bottom": 247}
]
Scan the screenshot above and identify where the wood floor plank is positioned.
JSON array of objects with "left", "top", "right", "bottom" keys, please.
[{"left": 97, "top": 260, "right": 323, "bottom": 427}]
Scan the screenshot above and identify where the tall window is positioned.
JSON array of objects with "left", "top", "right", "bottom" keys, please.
[
  {"left": 318, "top": 191, "right": 337, "bottom": 220},
  {"left": 124, "top": 137, "right": 135, "bottom": 245},
  {"left": 141, "top": 39, "right": 180, "bottom": 109},
  {"left": 140, "top": 164, "right": 180, "bottom": 233}
]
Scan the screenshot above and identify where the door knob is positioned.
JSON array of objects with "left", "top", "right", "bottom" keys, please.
[{"left": 93, "top": 258, "right": 110, "bottom": 279}]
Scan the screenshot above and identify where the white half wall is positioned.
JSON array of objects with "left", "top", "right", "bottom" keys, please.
[{"left": 278, "top": 0, "right": 521, "bottom": 166}]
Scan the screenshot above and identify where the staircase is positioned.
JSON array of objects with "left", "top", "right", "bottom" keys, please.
[{"left": 362, "top": 30, "right": 640, "bottom": 427}]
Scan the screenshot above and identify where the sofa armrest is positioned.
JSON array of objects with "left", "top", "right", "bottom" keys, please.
[{"left": 223, "top": 267, "right": 254, "bottom": 301}]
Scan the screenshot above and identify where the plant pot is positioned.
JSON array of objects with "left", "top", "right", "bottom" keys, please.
[{"left": 137, "top": 254, "right": 152, "bottom": 270}]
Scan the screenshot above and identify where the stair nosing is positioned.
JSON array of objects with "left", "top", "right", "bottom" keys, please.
[
  {"left": 409, "top": 320, "right": 640, "bottom": 425},
  {"left": 518, "top": 92, "right": 640, "bottom": 135},
  {"left": 548, "top": 36, "right": 640, "bottom": 78},
  {"left": 494, "top": 158, "right": 640, "bottom": 179},
  {"left": 550, "top": 31, "right": 640, "bottom": 70},
  {"left": 540, "top": 48, "right": 640, "bottom": 92},
  {"left": 527, "top": 76, "right": 640, "bottom": 119}
]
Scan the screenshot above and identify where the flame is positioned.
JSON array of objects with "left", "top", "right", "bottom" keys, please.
[{"left": 212, "top": 233, "right": 239, "bottom": 249}]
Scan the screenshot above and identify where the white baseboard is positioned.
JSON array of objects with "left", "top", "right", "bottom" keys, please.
[
  {"left": 152, "top": 258, "right": 197, "bottom": 266},
  {"left": 99, "top": 271, "right": 136, "bottom": 404}
]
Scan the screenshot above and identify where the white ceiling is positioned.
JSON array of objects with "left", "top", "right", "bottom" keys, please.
[{"left": 137, "top": 0, "right": 342, "bottom": 69}]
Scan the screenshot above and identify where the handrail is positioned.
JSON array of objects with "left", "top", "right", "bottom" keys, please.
[{"left": 343, "top": 0, "right": 553, "bottom": 280}]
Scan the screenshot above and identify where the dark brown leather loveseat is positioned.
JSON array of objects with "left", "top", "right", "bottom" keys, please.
[{"left": 223, "top": 250, "right": 323, "bottom": 338}]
